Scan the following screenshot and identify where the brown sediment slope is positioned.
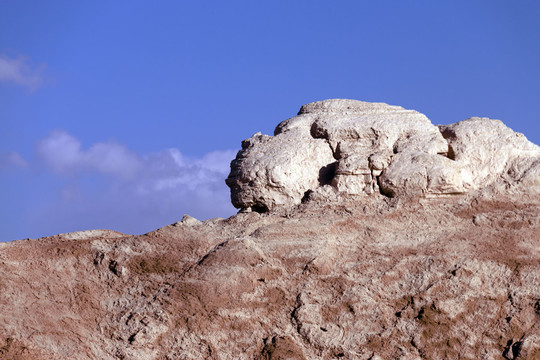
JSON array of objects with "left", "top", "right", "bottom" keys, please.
[{"left": 1, "top": 100, "right": 539, "bottom": 359}]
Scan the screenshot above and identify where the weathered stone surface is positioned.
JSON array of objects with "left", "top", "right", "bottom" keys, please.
[
  {"left": 1, "top": 194, "right": 540, "bottom": 359},
  {"left": 1, "top": 99, "right": 540, "bottom": 359},
  {"left": 439, "top": 117, "right": 540, "bottom": 194},
  {"left": 226, "top": 129, "right": 335, "bottom": 211},
  {"left": 227, "top": 99, "right": 540, "bottom": 211}
]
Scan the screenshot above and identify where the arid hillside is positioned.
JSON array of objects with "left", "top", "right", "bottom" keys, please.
[{"left": 1, "top": 100, "right": 539, "bottom": 359}]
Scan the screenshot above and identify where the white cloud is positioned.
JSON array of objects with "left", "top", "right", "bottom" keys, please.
[
  {"left": 37, "top": 130, "right": 142, "bottom": 178},
  {"left": 139, "top": 148, "right": 237, "bottom": 192},
  {"left": 36, "top": 130, "right": 83, "bottom": 172},
  {"left": 0, "top": 151, "right": 28, "bottom": 170},
  {"left": 34, "top": 130, "right": 237, "bottom": 190},
  {"left": 30, "top": 130, "right": 237, "bottom": 234},
  {"left": 35, "top": 131, "right": 237, "bottom": 187},
  {"left": 195, "top": 150, "right": 237, "bottom": 173},
  {"left": 87, "top": 142, "right": 142, "bottom": 178},
  {"left": 0, "top": 54, "right": 45, "bottom": 90}
]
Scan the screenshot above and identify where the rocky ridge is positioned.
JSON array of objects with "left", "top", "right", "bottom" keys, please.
[{"left": 1, "top": 99, "right": 539, "bottom": 359}]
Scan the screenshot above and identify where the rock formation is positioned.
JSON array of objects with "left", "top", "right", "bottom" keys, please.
[
  {"left": 1, "top": 99, "right": 540, "bottom": 359},
  {"left": 226, "top": 99, "right": 540, "bottom": 211}
]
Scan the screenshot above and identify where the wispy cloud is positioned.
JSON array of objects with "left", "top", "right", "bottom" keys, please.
[
  {"left": 139, "top": 148, "right": 237, "bottom": 192},
  {"left": 27, "top": 130, "right": 237, "bottom": 235},
  {"left": 37, "top": 130, "right": 142, "bottom": 178},
  {"left": 35, "top": 130, "right": 237, "bottom": 187},
  {"left": 0, "top": 151, "right": 28, "bottom": 170},
  {"left": 0, "top": 54, "right": 45, "bottom": 90}
]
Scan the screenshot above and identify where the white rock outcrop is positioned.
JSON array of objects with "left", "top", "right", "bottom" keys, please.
[
  {"left": 226, "top": 99, "right": 540, "bottom": 211},
  {"left": 225, "top": 129, "right": 335, "bottom": 212},
  {"left": 439, "top": 118, "right": 540, "bottom": 194},
  {"left": 2, "top": 99, "right": 540, "bottom": 359}
]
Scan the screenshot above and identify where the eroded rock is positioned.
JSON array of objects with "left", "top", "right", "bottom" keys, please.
[
  {"left": 439, "top": 118, "right": 540, "bottom": 194},
  {"left": 2, "top": 99, "right": 540, "bottom": 359},
  {"left": 226, "top": 129, "right": 335, "bottom": 212},
  {"left": 2, "top": 194, "right": 540, "bottom": 359},
  {"left": 226, "top": 99, "right": 540, "bottom": 211}
]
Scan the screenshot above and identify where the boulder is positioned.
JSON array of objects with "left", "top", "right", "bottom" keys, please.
[
  {"left": 225, "top": 129, "right": 335, "bottom": 212},
  {"left": 439, "top": 117, "right": 540, "bottom": 193},
  {"left": 227, "top": 99, "right": 540, "bottom": 211}
]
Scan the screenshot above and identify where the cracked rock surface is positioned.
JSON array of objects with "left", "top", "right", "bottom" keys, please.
[
  {"left": 1, "top": 195, "right": 540, "bottom": 359},
  {"left": 226, "top": 99, "right": 540, "bottom": 211},
  {"left": 1, "top": 99, "right": 540, "bottom": 359}
]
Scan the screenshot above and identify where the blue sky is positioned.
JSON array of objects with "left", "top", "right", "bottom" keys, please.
[{"left": 1, "top": 1, "right": 539, "bottom": 241}]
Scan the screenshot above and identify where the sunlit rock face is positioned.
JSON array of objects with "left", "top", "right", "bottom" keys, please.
[
  {"left": 2, "top": 99, "right": 540, "bottom": 359},
  {"left": 225, "top": 129, "right": 335, "bottom": 212},
  {"left": 226, "top": 99, "right": 540, "bottom": 211}
]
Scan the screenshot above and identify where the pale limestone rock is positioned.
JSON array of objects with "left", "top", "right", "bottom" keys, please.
[
  {"left": 173, "top": 214, "right": 201, "bottom": 226},
  {"left": 226, "top": 129, "right": 335, "bottom": 211},
  {"left": 227, "top": 99, "right": 540, "bottom": 211},
  {"left": 58, "top": 229, "right": 126, "bottom": 240},
  {"left": 3, "top": 100, "right": 540, "bottom": 360},
  {"left": 439, "top": 117, "right": 540, "bottom": 193},
  {"left": 379, "top": 151, "right": 467, "bottom": 197}
]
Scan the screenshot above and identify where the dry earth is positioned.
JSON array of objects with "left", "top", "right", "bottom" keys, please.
[
  {"left": 1, "top": 100, "right": 540, "bottom": 359},
  {"left": 1, "top": 193, "right": 540, "bottom": 359}
]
